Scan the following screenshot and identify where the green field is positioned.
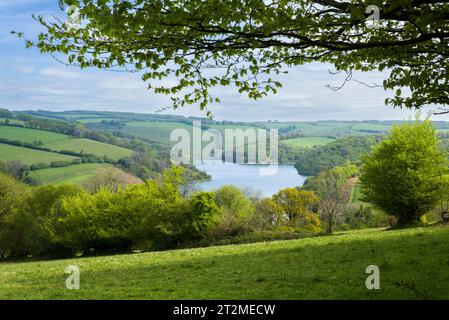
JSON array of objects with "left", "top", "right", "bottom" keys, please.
[
  {"left": 121, "top": 121, "right": 194, "bottom": 143},
  {"left": 0, "top": 226, "right": 448, "bottom": 299},
  {"left": 0, "top": 125, "right": 68, "bottom": 144},
  {"left": 0, "top": 118, "right": 24, "bottom": 125},
  {"left": 0, "top": 143, "right": 78, "bottom": 165},
  {"left": 28, "top": 163, "right": 119, "bottom": 185},
  {"left": 44, "top": 138, "right": 132, "bottom": 160},
  {"left": 0, "top": 126, "right": 133, "bottom": 160},
  {"left": 77, "top": 118, "right": 127, "bottom": 123},
  {"left": 351, "top": 123, "right": 392, "bottom": 132},
  {"left": 282, "top": 137, "right": 335, "bottom": 148}
]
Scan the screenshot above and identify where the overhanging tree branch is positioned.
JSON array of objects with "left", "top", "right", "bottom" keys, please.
[{"left": 16, "top": 0, "right": 449, "bottom": 112}]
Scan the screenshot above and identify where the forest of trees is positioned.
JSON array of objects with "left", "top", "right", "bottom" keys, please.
[{"left": 294, "top": 135, "right": 382, "bottom": 176}]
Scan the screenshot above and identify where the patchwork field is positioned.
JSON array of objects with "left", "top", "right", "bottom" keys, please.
[
  {"left": 0, "top": 126, "right": 133, "bottom": 160},
  {"left": 0, "top": 225, "right": 448, "bottom": 299},
  {"left": 282, "top": 137, "right": 335, "bottom": 148},
  {"left": 0, "top": 143, "right": 78, "bottom": 165}
]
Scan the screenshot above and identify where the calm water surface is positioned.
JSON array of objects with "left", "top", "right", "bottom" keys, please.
[{"left": 196, "top": 162, "right": 308, "bottom": 196}]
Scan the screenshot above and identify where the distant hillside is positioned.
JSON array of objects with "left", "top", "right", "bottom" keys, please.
[
  {"left": 12, "top": 110, "right": 449, "bottom": 144},
  {"left": 0, "top": 111, "right": 210, "bottom": 187}
]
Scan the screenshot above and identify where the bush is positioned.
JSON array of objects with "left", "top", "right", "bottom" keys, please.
[{"left": 343, "top": 204, "right": 390, "bottom": 229}]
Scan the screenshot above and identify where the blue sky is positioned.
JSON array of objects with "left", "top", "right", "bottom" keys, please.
[{"left": 0, "top": 1, "right": 444, "bottom": 121}]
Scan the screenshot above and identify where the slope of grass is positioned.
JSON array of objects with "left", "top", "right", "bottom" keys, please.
[
  {"left": 282, "top": 137, "right": 335, "bottom": 148},
  {"left": 0, "top": 143, "right": 78, "bottom": 165},
  {"left": 0, "top": 226, "right": 448, "bottom": 299},
  {"left": 28, "top": 163, "right": 125, "bottom": 185},
  {"left": 0, "top": 126, "right": 133, "bottom": 160}
]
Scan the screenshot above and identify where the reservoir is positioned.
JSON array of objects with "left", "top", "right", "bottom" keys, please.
[{"left": 196, "top": 162, "right": 308, "bottom": 197}]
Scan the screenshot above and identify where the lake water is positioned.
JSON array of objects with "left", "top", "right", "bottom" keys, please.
[{"left": 195, "top": 162, "right": 308, "bottom": 196}]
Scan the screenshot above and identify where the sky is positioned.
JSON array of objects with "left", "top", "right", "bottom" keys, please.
[{"left": 0, "top": 0, "right": 445, "bottom": 122}]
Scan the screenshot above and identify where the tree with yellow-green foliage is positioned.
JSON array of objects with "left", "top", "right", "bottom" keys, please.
[{"left": 272, "top": 188, "right": 320, "bottom": 232}]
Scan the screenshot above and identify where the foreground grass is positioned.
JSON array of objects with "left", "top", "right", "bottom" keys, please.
[{"left": 0, "top": 226, "right": 448, "bottom": 299}]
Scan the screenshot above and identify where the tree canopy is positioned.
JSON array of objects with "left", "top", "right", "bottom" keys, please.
[{"left": 21, "top": 0, "right": 449, "bottom": 113}]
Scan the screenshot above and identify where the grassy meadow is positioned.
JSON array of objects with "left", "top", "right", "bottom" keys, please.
[
  {"left": 0, "top": 125, "right": 70, "bottom": 144},
  {"left": 0, "top": 225, "right": 448, "bottom": 299},
  {"left": 0, "top": 126, "right": 133, "bottom": 160},
  {"left": 0, "top": 118, "right": 24, "bottom": 125},
  {"left": 0, "top": 143, "right": 78, "bottom": 165},
  {"left": 27, "top": 163, "right": 133, "bottom": 185},
  {"left": 282, "top": 137, "right": 335, "bottom": 148},
  {"left": 120, "top": 121, "right": 193, "bottom": 143},
  {"left": 44, "top": 138, "right": 132, "bottom": 160}
]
